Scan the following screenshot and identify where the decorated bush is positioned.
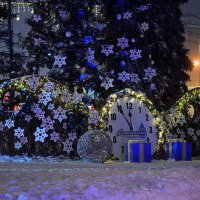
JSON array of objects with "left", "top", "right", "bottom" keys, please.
[
  {"left": 0, "top": 76, "right": 89, "bottom": 158},
  {"left": 164, "top": 88, "right": 200, "bottom": 156}
]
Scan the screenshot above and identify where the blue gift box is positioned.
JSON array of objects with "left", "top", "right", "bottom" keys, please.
[
  {"left": 165, "top": 141, "right": 192, "bottom": 161},
  {"left": 126, "top": 141, "right": 151, "bottom": 163}
]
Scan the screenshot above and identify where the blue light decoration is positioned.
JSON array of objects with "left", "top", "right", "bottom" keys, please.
[
  {"left": 56, "top": 41, "right": 64, "bottom": 48},
  {"left": 84, "top": 36, "right": 94, "bottom": 45},
  {"left": 122, "top": 50, "right": 128, "bottom": 57},
  {"left": 80, "top": 74, "right": 88, "bottom": 81},
  {"left": 120, "top": 61, "right": 126, "bottom": 68},
  {"left": 87, "top": 61, "right": 97, "bottom": 69},
  {"left": 78, "top": 8, "right": 85, "bottom": 17},
  {"left": 118, "top": 0, "right": 125, "bottom": 7}
]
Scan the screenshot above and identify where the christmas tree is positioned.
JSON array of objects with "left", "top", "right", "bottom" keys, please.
[{"left": 24, "top": 0, "right": 193, "bottom": 111}]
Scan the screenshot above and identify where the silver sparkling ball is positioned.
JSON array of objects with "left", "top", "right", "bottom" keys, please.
[{"left": 77, "top": 130, "right": 113, "bottom": 163}]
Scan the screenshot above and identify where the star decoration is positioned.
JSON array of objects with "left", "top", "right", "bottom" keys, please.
[
  {"left": 89, "top": 110, "right": 100, "bottom": 125},
  {"left": 118, "top": 71, "right": 131, "bottom": 82},
  {"left": 117, "top": 37, "right": 129, "bottom": 49},
  {"left": 47, "top": 103, "right": 54, "bottom": 110},
  {"left": 101, "top": 45, "right": 114, "bottom": 56},
  {"left": 63, "top": 139, "right": 73, "bottom": 154},
  {"left": 100, "top": 77, "right": 114, "bottom": 90},
  {"left": 123, "top": 12, "right": 132, "bottom": 19},
  {"left": 51, "top": 90, "right": 60, "bottom": 98},
  {"left": 15, "top": 142, "right": 22, "bottom": 149},
  {"left": 38, "top": 92, "right": 52, "bottom": 106},
  {"left": 53, "top": 106, "right": 67, "bottom": 123},
  {"left": 130, "top": 73, "right": 140, "bottom": 83},
  {"left": 85, "top": 48, "right": 95, "bottom": 61},
  {"left": 129, "top": 49, "right": 142, "bottom": 60},
  {"left": 54, "top": 55, "right": 66, "bottom": 68},
  {"left": 176, "top": 115, "right": 186, "bottom": 126},
  {"left": 68, "top": 130, "right": 77, "bottom": 142},
  {"left": 33, "top": 14, "right": 41, "bottom": 22},
  {"left": 35, "top": 109, "right": 45, "bottom": 120},
  {"left": 140, "top": 22, "right": 149, "bottom": 32},
  {"left": 144, "top": 67, "right": 157, "bottom": 80},
  {"left": 34, "top": 127, "right": 48, "bottom": 143},
  {"left": 41, "top": 116, "right": 54, "bottom": 131},
  {"left": 50, "top": 131, "right": 60, "bottom": 142},
  {"left": 14, "top": 127, "right": 24, "bottom": 138},
  {"left": 5, "top": 119, "right": 15, "bottom": 128}
]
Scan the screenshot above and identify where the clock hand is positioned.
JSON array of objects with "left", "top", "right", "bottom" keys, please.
[
  {"left": 128, "top": 110, "right": 133, "bottom": 130},
  {"left": 119, "top": 109, "right": 132, "bottom": 129}
]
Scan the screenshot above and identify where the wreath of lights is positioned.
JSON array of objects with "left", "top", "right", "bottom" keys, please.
[
  {"left": 100, "top": 88, "right": 165, "bottom": 151},
  {"left": 0, "top": 80, "right": 34, "bottom": 117}
]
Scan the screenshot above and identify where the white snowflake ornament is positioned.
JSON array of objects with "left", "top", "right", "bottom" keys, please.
[
  {"left": 5, "top": 119, "right": 15, "bottom": 128},
  {"left": 130, "top": 73, "right": 140, "bottom": 83},
  {"left": 44, "top": 81, "right": 55, "bottom": 92},
  {"left": 101, "top": 77, "right": 114, "bottom": 90},
  {"left": 50, "top": 131, "right": 60, "bottom": 142},
  {"left": 59, "top": 10, "right": 67, "bottom": 19},
  {"left": 63, "top": 139, "right": 73, "bottom": 154},
  {"left": 41, "top": 116, "right": 54, "bottom": 131},
  {"left": 33, "top": 14, "right": 41, "bottom": 22},
  {"left": 68, "top": 131, "right": 77, "bottom": 142},
  {"left": 85, "top": 48, "right": 95, "bottom": 61},
  {"left": 123, "top": 12, "right": 132, "bottom": 19},
  {"left": 26, "top": 76, "right": 40, "bottom": 91},
  {"left": 25, "top": 115, "right": 32, "bottom": 122},
  {"left": 53, "top": 106, "right": 67, "bottom": 123},
  {"left": 118, "top": 71, "right": 131, "bottom": 82},
  {"left": 34, "top": 127, "right": 48, "bottom": 143},
  {"left": 21, "top": 137, "right": 28, "bottom": 145},
  {"left": 15, "top": 142, "right": 22, "bottom": 149},
  {"left": 101, "top": 45, "right": 114, "bottom": 56},
  {"left": 62, "top": 91, "right": 71, "bottom": 103},
  {"left": 144, "top": 67, "right": 157, "bottom": 80},
  {"left": 14, "top": 127, "right": 24, "bottom": 138},
  {"left": 117, "top": 37, "right": 129, "bottom": 49},
  {"left": 54, "top": 55, "right": 66, "bottom": 68},
  {"left": 129, "top": 49, "right": 142, "bottom": 60},
  {"left": 176, "top": 115, "right": 186, "bottom": 126},
  {"left": 140, "top": 22, "right": 149, "bottom": 32},
  {"left": 38, "top": 92, "right": 52, "bottom": 106}
]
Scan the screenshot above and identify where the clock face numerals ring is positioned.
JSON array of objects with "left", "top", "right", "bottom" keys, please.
[{"left": 102, "top": 89, "right": 159, "bottom": 161}]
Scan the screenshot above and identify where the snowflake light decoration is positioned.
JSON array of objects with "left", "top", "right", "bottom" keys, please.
[
  {"left": 101, "top": 45, "right": 114, "bottom": 56},
  {"left": 54, "top": 55, "right": 66, "bottom": 68},
  {"left": 0, "top": 121, "right": 5, "bottom": 131},
  {"left": 176, "top": 115, "right": 186, "bottom": 126},
  {"left": 117, "top": 37, "right": 129, "bottom": 49},
  {"left": 15, "top": 142, "right": 22, "bottom": 149},
  {"left": 137, "top": 4, "right": 150, "bottom": 11},
  {"left": 50, "top": 131, "right": 60, "bottom": 142},
  {"left": 85, "top": 48, "right": 95, "bottom": 61},
  {"left": 187, "top": 128, "right": 195, "bottom": 136},
  {"left": 130, "top": 73, "right": 140, "bottom": 83},
  {"left": 33, "top": 14, "right": 41, "bottom": 22},
  {"left": 68, "top": 131, "right": 77, "bottom": 142},
  {"left": 63, "top": 139, "right": 73, "bottom": 154},
  {"left": 129, "top": 49, "right": 142, "bottom": 60},
  {"left": 5, "top": 119, "right": 15, "bottom": 128},
  {"left": 34, "top": 127, "right": 48, "bottom": 143},
  {"left": 14, "top": 127, "right": 24, "bottom": 138},
  {"left": 89, "top": 110, "right": 100, "bottom": 125},
  {"left": 59, "top": 10, "right": 67, "bottom": 18},
  {"left": 118, "top": 71, "right": 130, "bottom": 82},
  {"left": 144, "top": 67, "right": 157, "bottom": 80},
  {"left": 41, "top": 116, "right": 54, "bottom": 131},
  {"left": 53, "top": 106, "right": 67, "bottom": 123},
  {"left": 38, "top": 92, "right": 52, "bottom": 106},
  {"left": 101, "top": 77, "right": 114, "bottom": 90},
  {"left": 35, "top": 109, "right": 45, "bottom": 120},
  {"left": 34, "top": 38, "right": 44, "bottom": 46},
  {"left": 62, "top": 91, "right": 71, "bottom": 103},
  {"left": 47, "top": 103, "right": 54, "bottom": 110}
]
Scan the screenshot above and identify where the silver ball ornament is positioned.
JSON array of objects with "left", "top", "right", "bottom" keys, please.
[{"left": 77, "top": 130, "right": 113, "bottom": 163}]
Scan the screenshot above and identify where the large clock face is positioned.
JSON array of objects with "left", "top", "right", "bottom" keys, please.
[{"left": 104, "top": 93, "right": 158, "bottom": 161}]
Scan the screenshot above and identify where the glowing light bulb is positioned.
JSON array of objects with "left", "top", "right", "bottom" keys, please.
[{"left": 194, "top": 60, "right": 200, "bottom": 66}]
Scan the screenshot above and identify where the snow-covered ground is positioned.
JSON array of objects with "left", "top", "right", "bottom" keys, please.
[{"left": 0, "top": 156, "right": 200, "bottom": 200}]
